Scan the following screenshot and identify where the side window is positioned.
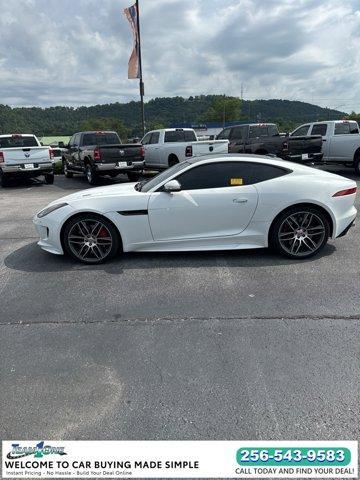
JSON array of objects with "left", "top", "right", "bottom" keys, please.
[
  {"left": 230, "top": 127, "right": 246, "bottom": 141},
  {"left": 267, "top": 125, "right": 279, "bottom": 136},
  {"left": 311, "top": 124, "right": 327, "bottom": 136},
  {"left": 184, "top": 130, "right": 197, "bottom": 141},
  {"left": 142, "top": 133, "right": 152, "bottom": 145},
  {"left": 249, "top": 125, "right": 269, "bottom": 138},
  {"left": 217, "top": 128, "right": 231, "bottom": 140},
  {"left": 149, "top": 132, "right": 160, "bottom": 144},
  {"left": 249, "top": 163, "right": 289, "bottom": 184},
  {"left": 73, "top": 134, "right": 81, "bottom": 146},
  {"left": 349, "top": 122, "right": 359, "bottom": 134},
  {"left": 334, "top": 123, "right": 351, "bottom": 135},
  {"left": 164, "top": 130, "right": 185, "bottom": 142},
  {"left": 69, "top": 135, "right": 76, "bottom": 147},
  {"left": 291, "top": 125, "right": 310, "bottom": 136},
  {"left": 175, "top": 161, "right": 289, "bottom": 190}
]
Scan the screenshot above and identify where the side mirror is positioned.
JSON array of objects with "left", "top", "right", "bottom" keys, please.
[
  {"left": 58, "top": 141, "right": 65, "bottom": 148},
  {"left": 285, "top": 132, "right": 290, "bottom": 137},
  {"left": 163, "top": 180, "right": 181, "bottom": 192}
]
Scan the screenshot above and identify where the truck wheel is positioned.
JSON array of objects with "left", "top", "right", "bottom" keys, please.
[
  {"left": 127, "top": 172, "right": 141, "bottom": 182},
  {"left": 63, "top": 161, "right": 73, "bottom": 178},
  {"left": 44, "top": 173, "right": 54, "bottom": 185},
  {"left": 85, "top": 164, "right": 98, "bottom": 185},
  {"left": 354, "top": 154, "right": 360, "bottom": 176},
  {"left": 0, "top": 170, "right": 9, "bottom": 187},
  {"left": 168, "top": 155, "right": 179, "bottom": 167}
]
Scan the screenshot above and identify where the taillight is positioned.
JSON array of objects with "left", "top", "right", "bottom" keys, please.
[
  {"left": 49, "top": 149, "right": 54, "bottom": 160},
  {"left": 0, "top": 152, "right": 4, "bottom": 163},
  {"left": 333, "top": 187, "right": 357, "bottom": 197},
  {"left": 94, "top": 147, "right": 101, "bottom": 162},
  {"left": 140, "top": 146, "right": 145, "bottom": 158},
  {"left": 185, "top": 145, "right": 193, "bottom": 157},
  {"left": 282, "top": 141, "right": 289, "bottom": 151}
]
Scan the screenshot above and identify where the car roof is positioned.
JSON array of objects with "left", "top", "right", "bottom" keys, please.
[{"left": 187, "top": 153, "right": 297, "bottom": 168}]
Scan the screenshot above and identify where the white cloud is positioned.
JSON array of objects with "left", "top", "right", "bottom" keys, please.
[{"left": 0, "top": 0, "right": 359, "bottom": 111}]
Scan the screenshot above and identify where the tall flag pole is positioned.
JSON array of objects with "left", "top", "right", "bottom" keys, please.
[{"left": 124, "top": 1, "right": 145, "bottom": 136}]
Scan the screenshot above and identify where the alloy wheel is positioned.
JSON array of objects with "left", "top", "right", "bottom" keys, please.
[
  {"left": 278, "top": 211, "right": 326, "bottom": 257},
  {"left": 67, "top": 219, "right": 113, "bottom": 262}
]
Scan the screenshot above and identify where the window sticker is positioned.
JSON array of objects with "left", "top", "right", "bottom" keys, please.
[{"left": 230, "top": 178, "right": 243, "bottom": 186}]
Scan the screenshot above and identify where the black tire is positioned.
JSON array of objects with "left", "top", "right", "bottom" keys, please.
[
  {"left": 168, "top": 155, "right": 179, "bottom": 167},
  {"left": 127, "top": 171, "right": 141, "bottom": 182},
  {"left": 62, "top": 213, "right": 121, "bottom": 264},
  {"left": 270, "top": 206, "right": 330, "bottom": 259},
  {"left": 63, "top": 160, "right": 73, "bottom": 178},
  {"left": 44, "top": 173, "right": 54, "bottom": 185},
  {"left": 85, "top": 164, "right": 98, "bottom": 185},
  {"left": 0, "top": 170, "right": 9, "bottom": 187},
  {"left": 354, "top": 154, "right": 360, "bottom": 176}
]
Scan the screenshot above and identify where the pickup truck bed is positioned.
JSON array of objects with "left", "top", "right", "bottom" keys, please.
[{"left": 217, "top": 123, "right": 323, "bottom": 164}]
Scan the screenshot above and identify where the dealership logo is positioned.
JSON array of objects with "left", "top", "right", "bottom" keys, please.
[
  {"left": 7, "top": 441, "right": 66, "bottom": 459},
  {"left": 24, "top": 153, "right": 30, "bottom": 158}
]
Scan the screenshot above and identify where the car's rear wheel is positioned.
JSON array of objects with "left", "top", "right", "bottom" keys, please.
[
  {"left": 85, "top": 164, "right": 98, "bottom": 185},
  {"left": 63, "top": 160, "right": 73, "bottom": 178},
  {"left": 44, "top": 173, "right": 54, "bottom": 184},
  {"left": 63, "top": 214, "right": 120, "bottom": 264},
  {"left": 354, "top": 152, "right": 360, "bottom": 176},
  {"left": 270, "top": 207, "right": 329, "bottom": 259},
  {"left": 0, "top": 170, "right": 9, "bottom": 187}
]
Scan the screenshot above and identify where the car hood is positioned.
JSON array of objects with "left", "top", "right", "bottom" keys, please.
[{"left": 49, "top": 182, "right": 141, "bottom": 206}]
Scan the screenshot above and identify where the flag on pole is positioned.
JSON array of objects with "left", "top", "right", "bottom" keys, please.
[{"left": 124, "top": 3, "right": 140, "bottom": 79}]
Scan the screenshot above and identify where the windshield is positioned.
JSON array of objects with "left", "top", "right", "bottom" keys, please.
[{"left": 137, "top": 161, "right": 190, "bottom": 192}]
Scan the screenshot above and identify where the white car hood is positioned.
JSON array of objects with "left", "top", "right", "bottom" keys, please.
[{"left": 49, "top": 182, "right": 139, "bottom": 206}]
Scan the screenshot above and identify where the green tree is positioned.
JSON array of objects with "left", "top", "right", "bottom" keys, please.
[
  {"left": 345, "top": 111, "right": 360, "bottom": 122},
  {"left": 80, "top": 117, "right": 130, "bottom": 140},
  {"left": 200, "top": 95, "right": 242, "bottom": 123}
]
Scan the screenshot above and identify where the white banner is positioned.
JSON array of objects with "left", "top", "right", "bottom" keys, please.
[{"left": 2, "top": 440, "right": 358, "bottom": 478}]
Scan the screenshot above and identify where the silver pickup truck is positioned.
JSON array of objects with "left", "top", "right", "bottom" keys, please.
[
  {"left": 291, "top": 120, "right": 360, "bottom": 175},
  {"left": 0, "top": 134, "right": 54, "bottom": 187}
]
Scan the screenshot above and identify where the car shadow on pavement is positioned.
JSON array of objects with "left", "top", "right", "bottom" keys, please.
[{"left": 4, "top": 241, "right": 337, "bottom": 274}]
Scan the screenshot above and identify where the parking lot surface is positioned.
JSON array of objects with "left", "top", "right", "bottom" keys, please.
[{"left": 0, "top": 169, "right": 359, "bottom": 441}]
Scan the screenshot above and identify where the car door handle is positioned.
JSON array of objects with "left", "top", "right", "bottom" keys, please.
[{"left": 233, "top": 198, "right": 248, "bottom": 203}]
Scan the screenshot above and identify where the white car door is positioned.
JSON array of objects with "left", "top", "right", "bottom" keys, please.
[
  {"left": 148, "top": 161, "right": 259, "bottom": 241},
  {"left": 145, "top": 132, "right": 162, "bottom": 167},
  {"left": 309, "top": 123, "right": 331, "bottom": 159}
]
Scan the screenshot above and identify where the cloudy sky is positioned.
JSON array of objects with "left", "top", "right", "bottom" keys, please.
[{"left": 1, "top": 0, "right": 360, "bottom": 111}]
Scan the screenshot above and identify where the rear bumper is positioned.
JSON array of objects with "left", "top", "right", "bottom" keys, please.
[
  {"left": 1, "top": 162, "right": 54, "bottom": 175},
  {"left": 283, "top": 152, "right": 324, "bottom": 164},
  {"left": 337, "top": 219, "right": 355, "bottom": 238},
  {"left": 95, "top": 160, "right": 145, "bottom": 172}
]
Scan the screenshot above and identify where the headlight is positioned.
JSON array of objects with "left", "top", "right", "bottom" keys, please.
[{"left": 37, "top": 202, "right": 68, "bottom": 218}]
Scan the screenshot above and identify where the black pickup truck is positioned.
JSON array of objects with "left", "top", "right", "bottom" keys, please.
[
  {"left": 217, "top": 123, "right": 323, "bottom": 163},
  {"left": 61, "top": 131, "right": 145, "bottom": 185}
]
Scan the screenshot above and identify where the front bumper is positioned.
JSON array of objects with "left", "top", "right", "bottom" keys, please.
[
  {"left": 95, "top": 160, "right": 145, "bottom": 172},
  {"left": 283, "top": 152, "right": 324, "bottom": 164},
  {"left": 2, "top": 162, "right": 54, "bottom": 176}
]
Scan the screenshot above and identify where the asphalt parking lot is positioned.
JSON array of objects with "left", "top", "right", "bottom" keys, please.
[{"left": 0, "top": 168, "right": 359, "bottom": 442}]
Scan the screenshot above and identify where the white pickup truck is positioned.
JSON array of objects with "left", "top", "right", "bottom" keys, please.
[
  {"left": 141, "top": 128, "right": 229, "bottom": 169},
  {"left": 290, "top": 120, "right": 360, "bottom": 174},
  {"left": 0, "top": 134, "right": 54, "bottom": 186}
]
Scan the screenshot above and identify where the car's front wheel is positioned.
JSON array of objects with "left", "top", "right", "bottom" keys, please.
[
  {"left": 270, "top": 207, "right": 330, "bottom": 259},
  {"left": 63, "top": 160, "right": 73, "bottom": 178},
  {"left": 63, "top": 214, "right": 120, "bottom": 264}
]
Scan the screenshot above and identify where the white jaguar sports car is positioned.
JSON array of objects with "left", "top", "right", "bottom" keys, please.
[{"left": 34, "top": 155, "right": 357, "bottom": 264}]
